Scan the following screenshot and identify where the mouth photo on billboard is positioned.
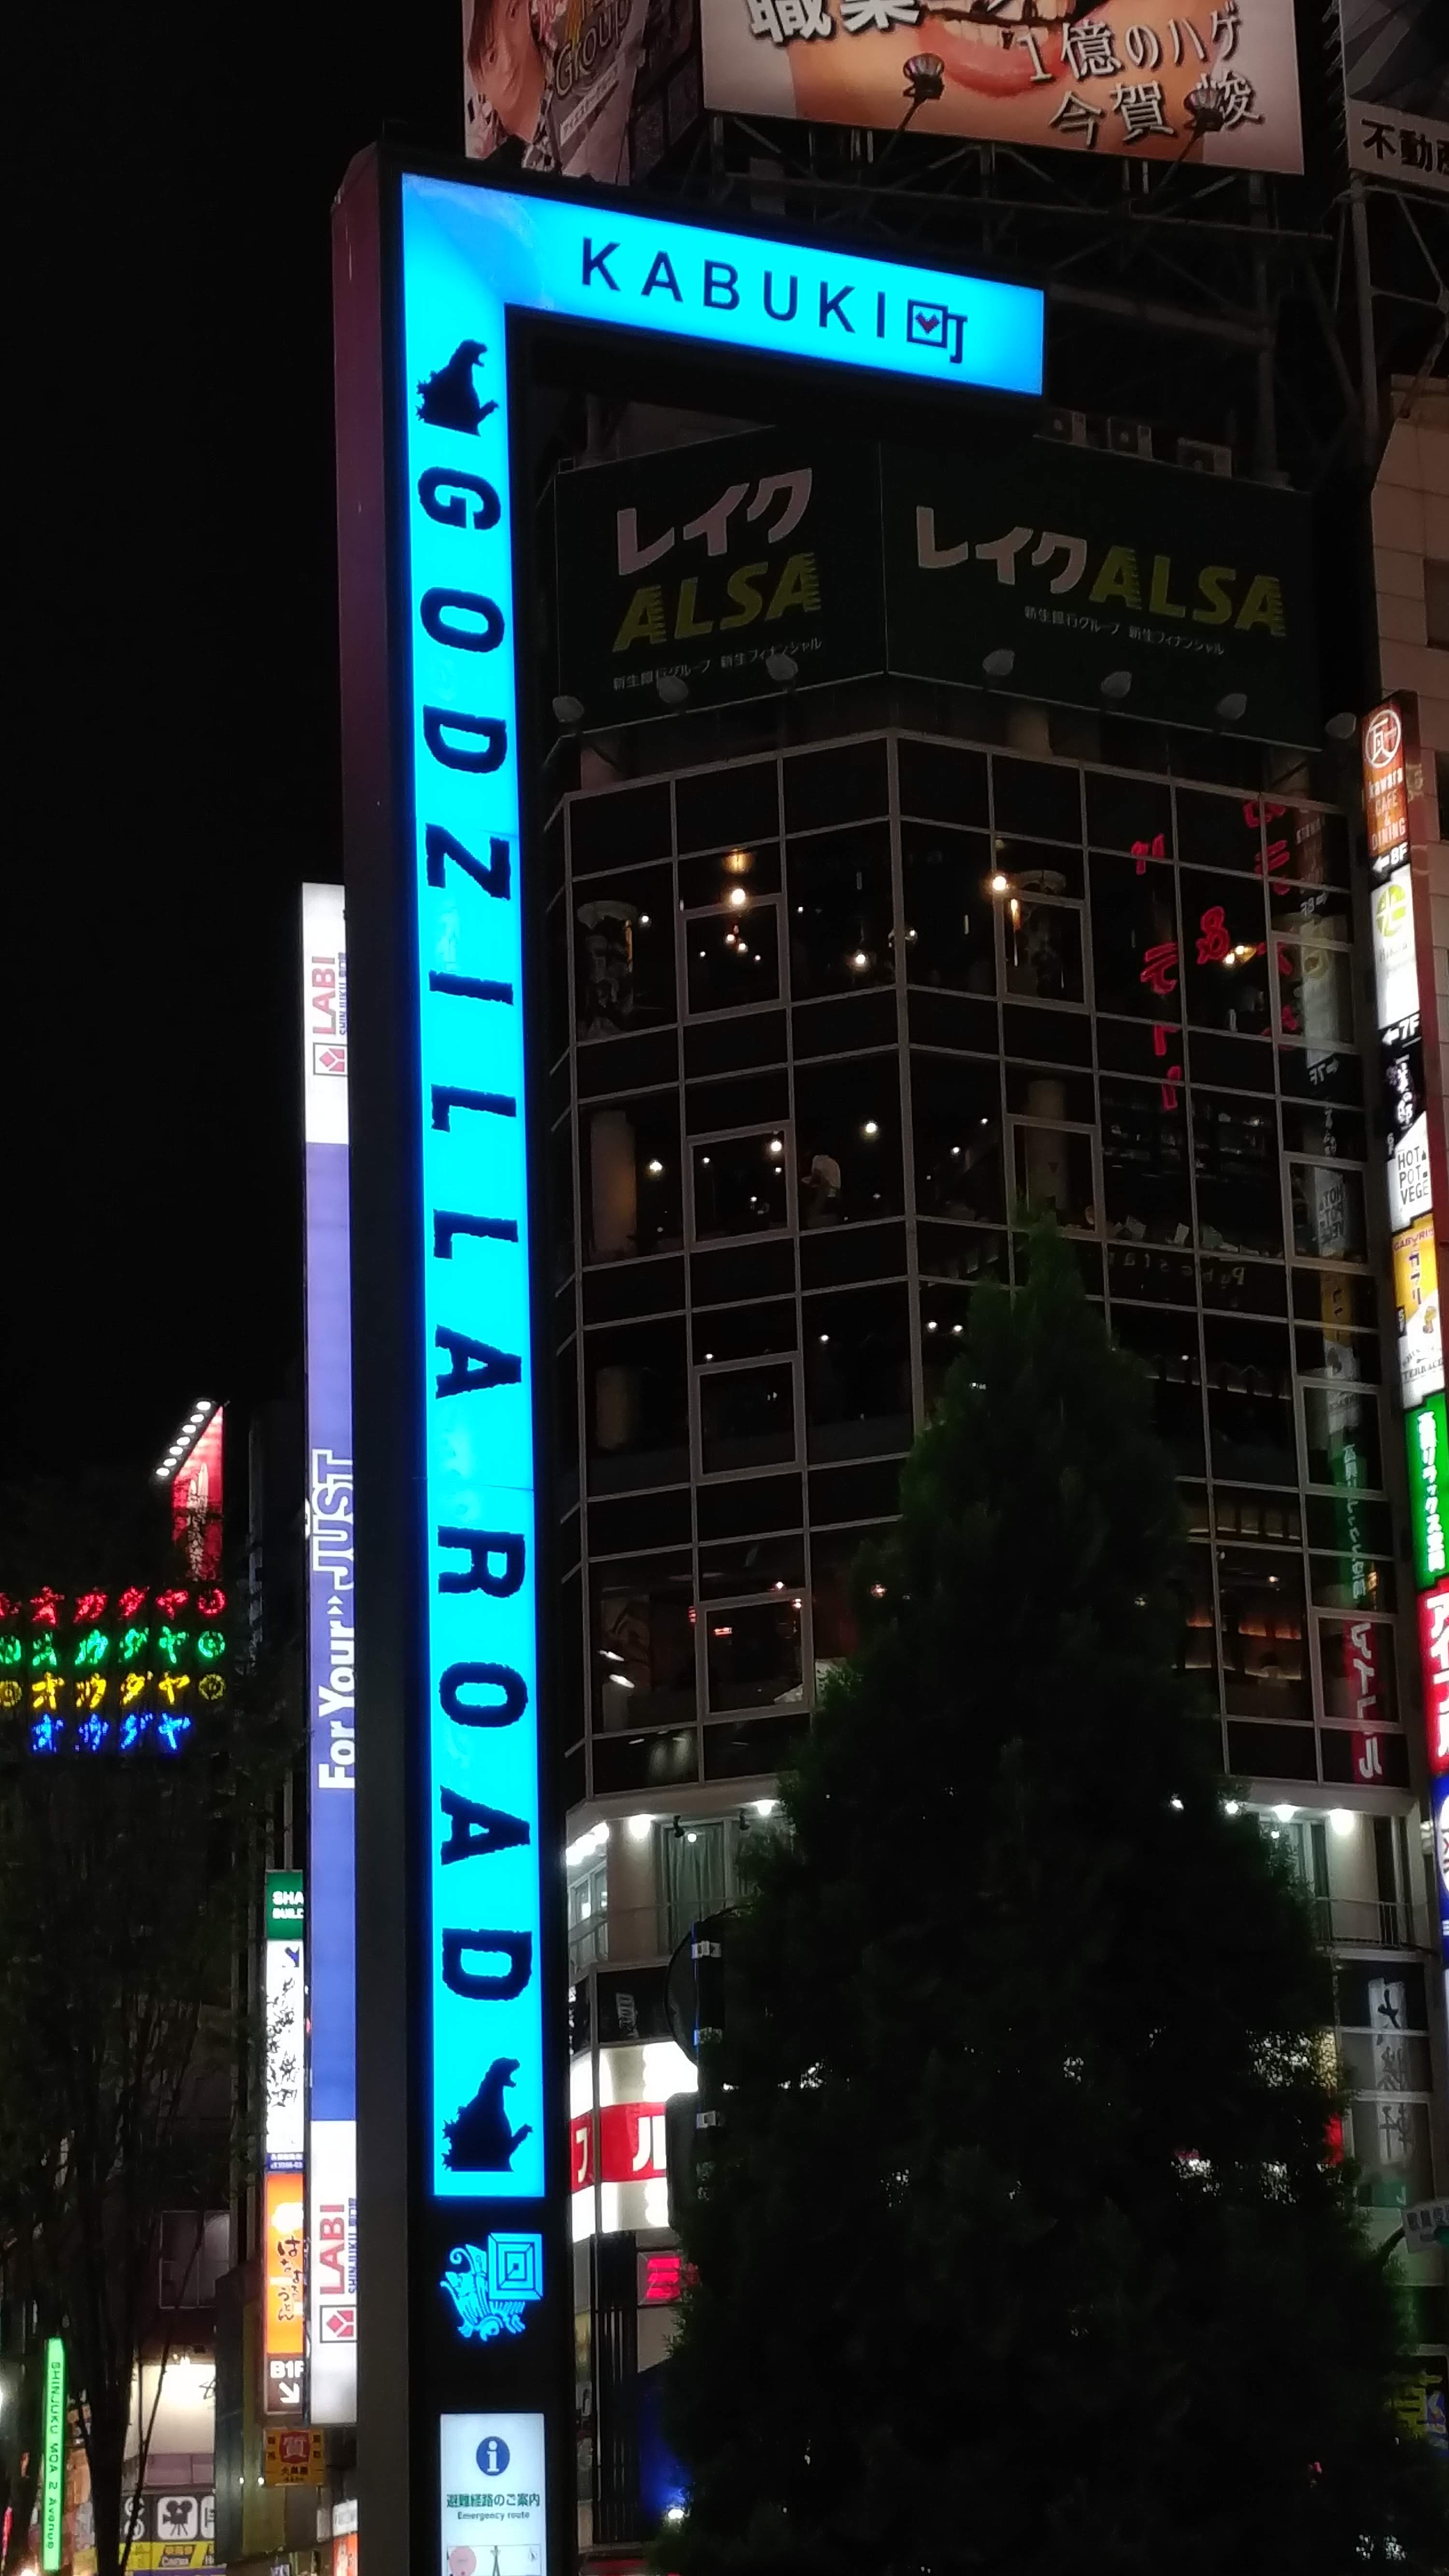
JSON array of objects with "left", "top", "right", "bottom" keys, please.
[{"left": 703, "top": 0, "right": 1304, "bottom": 171}]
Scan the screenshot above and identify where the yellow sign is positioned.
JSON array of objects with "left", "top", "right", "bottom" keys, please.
[
  {"left": 263, "top": 2426, "right": 326, "bottom": 2486},
  {"left": 123, "top": 2548, "right": 214, "bottom": 2571},
  {"left": 1393, "top": 1217, "right": 1444, "bottom": 1409}
]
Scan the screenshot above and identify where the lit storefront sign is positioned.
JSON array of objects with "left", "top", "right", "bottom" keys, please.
[
  {"left": 1, "top": 1584, "right": 227, "bottom": 1756},
  {"left": 1406, "top": 1392, "right": 1449, "bottom": 1591},
  {"left": 1361, "top": 695, "right": 1449, "bottom": 1986},
  {"left": 263, "top": 2175, "right": 305, "bottom": 2417},
  {"left": 170, "top": 1410, "right": 224, "bottom": 1582},
  {"left": 41, "top": 2338, "right": 65, "bottom": 2575},
  {"left": 340, "top": 153, "right": 1041, "bottom": 2568},
  {"left": 265, "top": 1872, "right": 306, "bottom": 2177},
  {"left": 301, "top": 882, "right": 358, "bottom": 2426}
]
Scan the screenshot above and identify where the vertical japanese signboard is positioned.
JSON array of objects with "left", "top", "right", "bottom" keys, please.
[
  {"left": 1362, "top": 696, "right": 1449, "bottom": 1988},
  {"left": 265, "top": 1870, "right": 306, "bottom": 2180},
  {"left": 334, "top": 150, "right": 1040, "bottom": 2572},
  {"left": 302, "top": 884, "right": 358, "bottom": 2425}
]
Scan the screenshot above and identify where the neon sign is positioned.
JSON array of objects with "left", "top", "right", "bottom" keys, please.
[
  {"left": 342, "top": 153, "right": 1041, "bottom": 2566},
  {"left": 0, "top": 1586, "right": 227, "bottom": 1754}
]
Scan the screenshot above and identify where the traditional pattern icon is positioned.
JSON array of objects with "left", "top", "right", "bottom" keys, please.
[{"left": 440, "top": 2232, "right": 544, "bottom": 2341}]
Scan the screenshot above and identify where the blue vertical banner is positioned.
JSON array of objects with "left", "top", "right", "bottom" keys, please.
[
  {"left": 339, "top": 153, "right": 1041, "bottom": 2563},
  {"left": 302, "top": 882, "right": 358, "bottom": 2421}
]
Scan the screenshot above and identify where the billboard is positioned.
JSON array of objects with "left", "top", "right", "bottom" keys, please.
[
  {"left": 556, "top": 423, "right": 1318, "bottom": 741},
  {"left": 262, "top": 2174, "right": 305, "bottom": 2417},
  {"left": 556, "top": 428, "right": 883, "bottom": 714},
  {"left": 1339, "top": 0, "right": 1448, "bottom": 193},
  {"left": 264, "top": 1871, "right": 306, "bottom": 2176},
  {"left": 702, "top": 0, "right": 1303, "bottom": 171},
  {"left": 335, "top": 151, "right": 1041, "bottom": 2567},
  {"left": 170, "top": 1409, "right": 224, "bottom": 1582},
  {"left": 301, "top": 883, "right": 357, "bottom": 2427},
  {"left": 463, "top": 0, "right": 698, "bottom": 181}
]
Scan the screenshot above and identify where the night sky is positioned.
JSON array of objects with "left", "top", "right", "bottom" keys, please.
[{"left": 8, "top": 11, "right": 459, "bottom": 1478}]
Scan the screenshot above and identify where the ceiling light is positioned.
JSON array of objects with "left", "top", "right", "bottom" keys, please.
[
  {"left": 646, "top": 1159, "right": 664, "bottom": 1176},
  {"left": 627, "top": 1813, "right": 653, "bottom": 1841},
  {"left": 989, "top": 871, "right": 1009, "bottom": 895},
  {"left": 768, "top": 1138, "right": 783, "bottom": 1157},
  {"left": 728, "top": 885, "right": 748, "bottom": 909},
  {"left": 850, "top": 950, "right": 868, "bottom": 969},
  {"left": 1223, "top": 1799, "right": 1241, "bottom": 1817},
  {"left": 863, "top": 1119, "right": 879, "bottom": 1137},
  {"left": 1328, "top": 1808, "right": 1355, "bottom": 1838},
  {"left": 753, "top": 1798, "right": 778, "bottom": 1817},
  {"left": 1272, "top": 1803, "right": 1296, "bottom": 1824},
  {"left": 606, "top": 1671, "right": 635, "bottom": 1688}
]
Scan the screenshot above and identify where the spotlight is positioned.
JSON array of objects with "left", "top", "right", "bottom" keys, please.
[
  {"left": 656, "top": 673, "right": 689, "bottom": 707},
  {"left": 1324, "top": 710, "right": 1358, "bottom": 743},
  {"left": 552, "top": 693, "right": 585, "bottom": 729},
  {"left": 765, "top": 651, "right": 798, "bottom": 687},
  {"left": 981, "top": 647, "right": 1015, "bottom": 682},
  {"left": 1100, "top": 669, "right": 1133, "bottom": 702},
  {"left": 1214, "top": 690, "right": 1247, "bottom": 724}
]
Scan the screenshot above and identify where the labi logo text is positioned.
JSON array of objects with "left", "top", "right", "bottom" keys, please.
[
  {"left": 444, "top": 2054, "right": 534, "bottom": 2172},
  {"left": 418, "top": 341, "right": 497, "bottom": 435}
]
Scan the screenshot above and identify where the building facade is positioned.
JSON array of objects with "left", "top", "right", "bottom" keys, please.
[{"left": 549, "top": 522, "right": 1449, "bottom": 2546}]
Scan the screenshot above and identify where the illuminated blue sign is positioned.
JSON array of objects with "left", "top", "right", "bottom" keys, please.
[
  {"left": 440, "top": 2233, "right": 545, "bottom": 2341},
  {"left": 401, "top": 174, "right": 1041, "bottom": 2206}
]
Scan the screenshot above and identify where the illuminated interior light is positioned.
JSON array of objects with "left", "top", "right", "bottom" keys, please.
[
  {"left": 952, "top": 1323, "right": 964, "bottom": 1335},
  {"left": 1272, "top": 1803, "right": 1297, "bottom": 1824},
  {"left": 646, "top": 1159, "right": 664, "bottom": 1176},
  {"left": 1328, "top": 1808, "right": 1355, "bottom": 1838},
  {"left": 767, "top": 1138, "right": 783, "bottom": 1156},
  {"left": 925, "top": 1319, "right": 938, "bottom": 1332},
  {"left": 850, "top": 950, "right": 868, "bottom": 969},
  {"left": 626, "top": 1813, "right": 653, "bottom": 1841},
  {"left": 863, "top": 1119, "right": 879, "bottom": 1137},
  {"left": 605, "top": 1671, "right": 634, "bottom": 1688},
  {"left": 728, "top": 886, "right": 748, "bottom": 910},
  {"left": 989, "top": 872, "right": 1009, "bottom": 895}
]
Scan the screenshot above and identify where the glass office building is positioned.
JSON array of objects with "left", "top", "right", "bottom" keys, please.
[{"left": 547, "top": 650, "right": 1446, "bottom": 2543}]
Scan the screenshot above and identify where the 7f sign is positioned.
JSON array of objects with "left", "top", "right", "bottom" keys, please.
[{"left": 335, "top": 149, "right": 1042, "bottom": 2576}]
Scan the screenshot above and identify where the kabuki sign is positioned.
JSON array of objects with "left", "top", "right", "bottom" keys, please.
[{"left": 334, "top": 152, "right": 1039, "bottom": 2573}]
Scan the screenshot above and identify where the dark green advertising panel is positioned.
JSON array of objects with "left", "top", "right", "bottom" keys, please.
[
  {"left": 883, "top": 437, "right": 1317, "bottom": 742},
  {"left": 555, "top": 428, "right": 884, "bottom": 716},
  {"left": 557, "top": 423, "right": 1319, "bottom": 744}
]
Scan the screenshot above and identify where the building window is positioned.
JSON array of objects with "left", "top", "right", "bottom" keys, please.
[
  {"left": 1274, "top": 939, "right": 1355, "bottom": 1050},
  {"left": 690, "top": 1128, "right": 792, "bottom": 1244},
  {"left": 1290, "top": 1161, "right": 1368, "bottom": 1264},
  {"left": 584, "top": 1319, "right": 689, "bottom": 1491},
  {"left": 1010, "top": 1121, "right": 1096, "bottom": 1231},
  {"left": 795, "top": 1057, "right": 904, "bottom": 1224},
  {"left": 1099, "top": 1075, "right": 1190, "bottom": 1247},
  {"left": 1193, "top": 1093, "right": 1281, "bottom": 1259},
  {"left": 582, "top": 1098, "right": 683, "bottom": 1264},
  {"left": 1001, "top": 894, "right": 1084, "bottom": 1005},
  {"left": 900, "top": 820, "right": 996, "bottom": 994},
  {"left": 158, "top": 2210, "right": 228, "bottom": 2309},
  {"left": 704, "top": 1597, "right": 805, "bottom": 1714},
  {"left": 574, "top": 869, "right": 675, "bottom": 1038},
  {"left": 590, "top": 1556, "right": 696, "bottom": 1733},
  {"left": 1301, "top": 1383, "right": 1384, "bottom": 1491},
  {"left": 1180, "top": 870, "right": 1270, "bottom": 1037},
  {"left": 806, "top": 1283, "right": 912, "bottom": 1460},
  {"left": 910, "top": 1054, "right": 1003, "bottom": 1224},
  {"left": 1425, "top": 558, "right": 1449, "bottom": 652},
  {"left": 786, "top": 821, "right": 894, "bottom": 999},
  {"left": 1088, "top": 848, "right": 1179, "bottom": 1021},
  {"left": 684, "top": 897, "right": 782, "bottom": 1016},
  {"left": 1217, "top": 1550, "right": 1308, "bottom": 1720},
  {"left": 567, "top": 1850, "right": 609, "bottom": 1972},
  {"left": 1317, "top": 1613, "right": 1398, "bottom": 1731},
  {"left": 696, "top": 1360, "right": 798, "bottom": 1478}
]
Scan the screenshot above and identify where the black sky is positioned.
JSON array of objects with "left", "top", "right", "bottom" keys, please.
[{"left": 9, "top": 9, "right": 457, "bottom": 1479}]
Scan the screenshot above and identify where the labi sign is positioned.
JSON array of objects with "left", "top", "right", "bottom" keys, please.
[
  {"left": 556, "top": 425, "right": 1318, "bottom": 742},
  {"left": 555, "top": 429, "right": 884, "bottom": 713}
]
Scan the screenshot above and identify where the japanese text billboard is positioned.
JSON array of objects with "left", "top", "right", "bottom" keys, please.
[
  {"left": 556, "top": 424, "right": 1318, "bottom": 741},
  {"left": 301, "top": 883, "right": 357, "bottom": 2425},
  {"left": 702, "top": 0, "right": 1303, "bottom": 171},
  {"left": 1339, "top": 0, "right": 1448, "bottom": 195},
  {"left": 463, "top": 0, "right": 697, "bottom": 181}
]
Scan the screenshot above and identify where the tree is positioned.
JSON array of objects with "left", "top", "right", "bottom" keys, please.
[
  {"left": 0, "top": 1474, "right": 294, "bottom": 2576},
  {"left": 665, "top": 1229, "right": 1447, "bottom": 2576}
]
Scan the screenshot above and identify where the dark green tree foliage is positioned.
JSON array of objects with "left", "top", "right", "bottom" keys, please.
[{"left": 666, "top": 1230, "right": 1446, "bottom": 2576}]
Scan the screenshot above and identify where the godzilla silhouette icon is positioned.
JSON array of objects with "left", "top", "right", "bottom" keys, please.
[{"left": 417, "top": 340, "right": 497, "bottom": 434}]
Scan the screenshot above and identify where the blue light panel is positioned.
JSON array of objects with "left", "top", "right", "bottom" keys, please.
[{"left": 401, "top": 173, "right": 1043, "bottom": 2205}]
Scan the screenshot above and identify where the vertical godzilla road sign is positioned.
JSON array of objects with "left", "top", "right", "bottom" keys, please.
[{"left": 332, "top": 148, "right": 1042, "bottom": 2576}]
